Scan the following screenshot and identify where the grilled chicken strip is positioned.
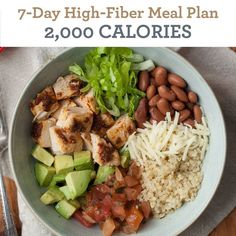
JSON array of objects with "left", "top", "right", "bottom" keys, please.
[
  {"left": 30, "top": 86, "right": 59, "bottom": 121},
  {"left": 81, "top": 132, "right": 93, "bottom": 152},
  {"left": 31, "top": 118, "right": 56, "bottom": 148},
  {"left": 106, "top": 114, "right": 136, "bottom": 149},
  {"left": 56, "top": 106, "right": 93, "bottom": 133},
  {"left": 73, "top": 89, "right": 98, "bottom": 114},
  {"left": 90, "top": 133, "right": 120, "bottom": 166},
  {"left": 53, "top": 74, "right": 81, "bottom": 100},
  {"left": 49, "top": 126, "right": 83, "bottom": 155},
  {"left": 51, "top": 99, "right": 77, "bottom": 120}
]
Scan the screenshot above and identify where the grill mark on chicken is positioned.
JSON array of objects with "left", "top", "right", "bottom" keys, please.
[
  {"left": 98, "top": 143, "right": 115, "bottom": 163},
  {"left": 70, "top": 118, "right": 83, "bottom": 132},
  {"left": 69, "top": 79, "right": 80, "bottom": 91},
  {"left": 35, "top": 87, "right": 56, "bottom": 108},
  {"left": 31, "top": 122, "right": 43, "bottom": 140},
  {"left": 30, "top": 86, "right": 58, "bottom": 112},
  {"left": 84, "top": 117, "right": 90, "bottom": 124},
  {"left": 55, "top": 128, "right": 76, "bottom": 144},
  {"left": 57, "top": 92, "right": 63, "bottom": 98},
  {"left": 53, "top": 75, "right": 81, "bottom": 100},
  {"left": 92, "top": 116, "right": 106, "bottom": 136},
  {"left": 68, "top": 135, "right": 77, "bottom": 144},
  {"left": 106, "top": 114, "right": 136, "bottom": 149},
  {"left": 69, "top": 117, "right": 91, "bottom": 133},
  {"left": 115, "top": 137, "right": 122, "bottom": 146},
  {"left": 127, "top": 126, "right": 133, "bottom": 134},
  {"left": 92, "top": 114, "right": 114, "bottom": 137}
]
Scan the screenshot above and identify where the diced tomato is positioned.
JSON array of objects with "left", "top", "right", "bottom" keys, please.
[
  {"left": 119, "top": 167, "right": 127, "bottom": 176},
  {"left": 101, "top": 218, "right": 115, "bottom": 236},
  {"left": 93, "top": 208, "right": 108, "bottom": 222},
  {"left": 115, "top": 167, "right": 124, "bottom": 182},
  {"left": 140, "top": 201, "right": 152, "bottom": 219},
  {"left": 86, "top": 189, "right": 101, "bottom": 205},
  {"left": 77, "top": 160, "right": 146, "bottom": 234},
  {"left": 114, "top": 180, "right": 126, "bottom": 190},
  {"left": 113, "top": 219, "right": 121, "bottom": 231},
  {"left": 124, "top": 176, "right": 139, "bottom": 187},
  {"left": 102, "top": 194, "right": 113, "bottom": 210},
  {"left": 96, "top": 184, "right": 111, "bottom": 194},
  {"left": 73, "top": 211, "right": 94, "bottom": 228},
  {"left": 82, "top": 212, "right": 97, "bottom": 224},
  {"left": 124, "top": 185, "right": 142, "bottom": 201},
  {"left": 87, "top": 185, "right": 110, "bottom": 205},
  {"left": 112, "top": 204, "right": 126, "bottom": 221},
  {"left": 106, "top": 175, "right": 116, "bottom": 187},
  {"left": 112, "top": 193, "right": 127, "bottom": 202},
  {"left": 125, "top": 205, "right": 143, "bottom": 232},
  {"left": 128, "top": 161, "right": 141, "bottom": 180},
  {"left": 83, "top": 206, "right": 97, "bottom": 221},
  {"left": 122, "top": 225, "right": 137, "bottom": 234},
  {"left": 86, "top": 203, "right": 111, "bottom": 223}
]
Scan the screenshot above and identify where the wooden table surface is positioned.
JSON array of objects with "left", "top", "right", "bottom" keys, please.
[
  {"left": 210, "top": 46, "right": 236, "bottom": 236},
  {"left": 0, "top": 177, "right": 21, "bottom": 235},
  {"left": 210, "top": 208, "right": 236, "bottom": 236}
]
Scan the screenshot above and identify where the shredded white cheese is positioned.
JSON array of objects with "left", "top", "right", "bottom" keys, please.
[
  {"left": 126, "top": 112, "right": 210, "bottom": 164},
  {"left": 126, "top": 112, "right": 210, "bottom": 218}
]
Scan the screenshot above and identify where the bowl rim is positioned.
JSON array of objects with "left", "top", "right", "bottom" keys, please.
[{"left": 9, "top": 47, "right": 227, "bottom": 236}]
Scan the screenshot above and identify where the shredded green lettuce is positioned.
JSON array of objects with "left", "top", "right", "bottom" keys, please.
[{"left": 69, "top": 47, "right": 146, "bottom": 117}]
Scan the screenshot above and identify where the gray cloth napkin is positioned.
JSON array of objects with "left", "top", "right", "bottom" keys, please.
[{"left": 0, "top": 47, "right": 235, "bottom": 236}]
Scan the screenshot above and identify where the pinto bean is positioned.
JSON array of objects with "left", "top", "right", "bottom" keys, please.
[
  {"left": 150, "top": 77, "right": 157, "bottom": 86},
  {"left": 150, "top": 68, "right": 156, "bottom": 77},
  {"left": 135, "top": 98, "right": 148, "bottom": 128},
  {"left": 171, "top": 85, "right": 188, "bottom": 102},
  {"left": 171, "top": 100, "right": 185, "bottom": 111},
  {"left": 149, "top": 107, "right": 165, "bottom": 122},
  {"left": 138, "top": 71, "right": 149, "bottom": 92},
  {"left": 179, "top": 109, "right": 191, "bottom": 122},
  {"left": 168, "top": 73, "right": 186, "bottom": 88},
  {"left": 149, "top": 117, "right": 157, "bottom": 124},
  {"left": 158, "top": 85, "right": 176, "bottom": 101},
  {"left": 170, "top": 106, "right": 175, "bottom": 116},
  {"left": 146, "top": 85, "right": 156, "bottom": 100},
  {"left": 183, "top": 118, "right": 195, "bottom": 127},
  {"left": 148, "top": 94, "right": 161, "bottom": 107},
  {"left": 157, "top": 98, "right": 171, "bottom": 115},
  {"left": 188, "top": 91, "right": 198, "bottom": 103},
  {"left": 153, "top": 67, "right": 168, "bottom": 86},
  {"left": 193, "top": 105, "right": 202, "bottom": 123},
  {"left": 186, "top": 102, "right": 194, "bottom": 110}
]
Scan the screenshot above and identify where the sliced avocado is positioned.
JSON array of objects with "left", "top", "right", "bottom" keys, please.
[
  {"left": 55, "top": 200, "right": 76, "bottom": 219},
  {"left": 65, "top": 170, "right": 92, "bottom": 199},
  {"left": 40, "top": 186, "right": 64, "bottom": 205},
  {"left": 120, "top": 150, "right": 131, "bottom": 168},
  {"left": 74, "top": 151, "right": 94, "bottom": 171},
  {"left": 94, "top": 166, "right": 115, "bottom": 185},
  {"left": 49, "top": 174, "right": 66, "bottom": 187},
  {"left": 32, "top": 145, "right": 54, "bottom": 167},
  {"left": 59, "top": 186, "right": 73, "bottom": 200},
  {"left": 54, "top": 155, "right": 74, "bottom": 174},
  {"left": 68, "top": 199, "right": 80, "bottom": 209},
  {"left": 35, "top": 162, "right": 56, "bottom": 187}
]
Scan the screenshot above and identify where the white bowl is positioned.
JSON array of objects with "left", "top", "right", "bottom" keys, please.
[{"left": 10, "top": 47, "right": 226, "bottom": 236}]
